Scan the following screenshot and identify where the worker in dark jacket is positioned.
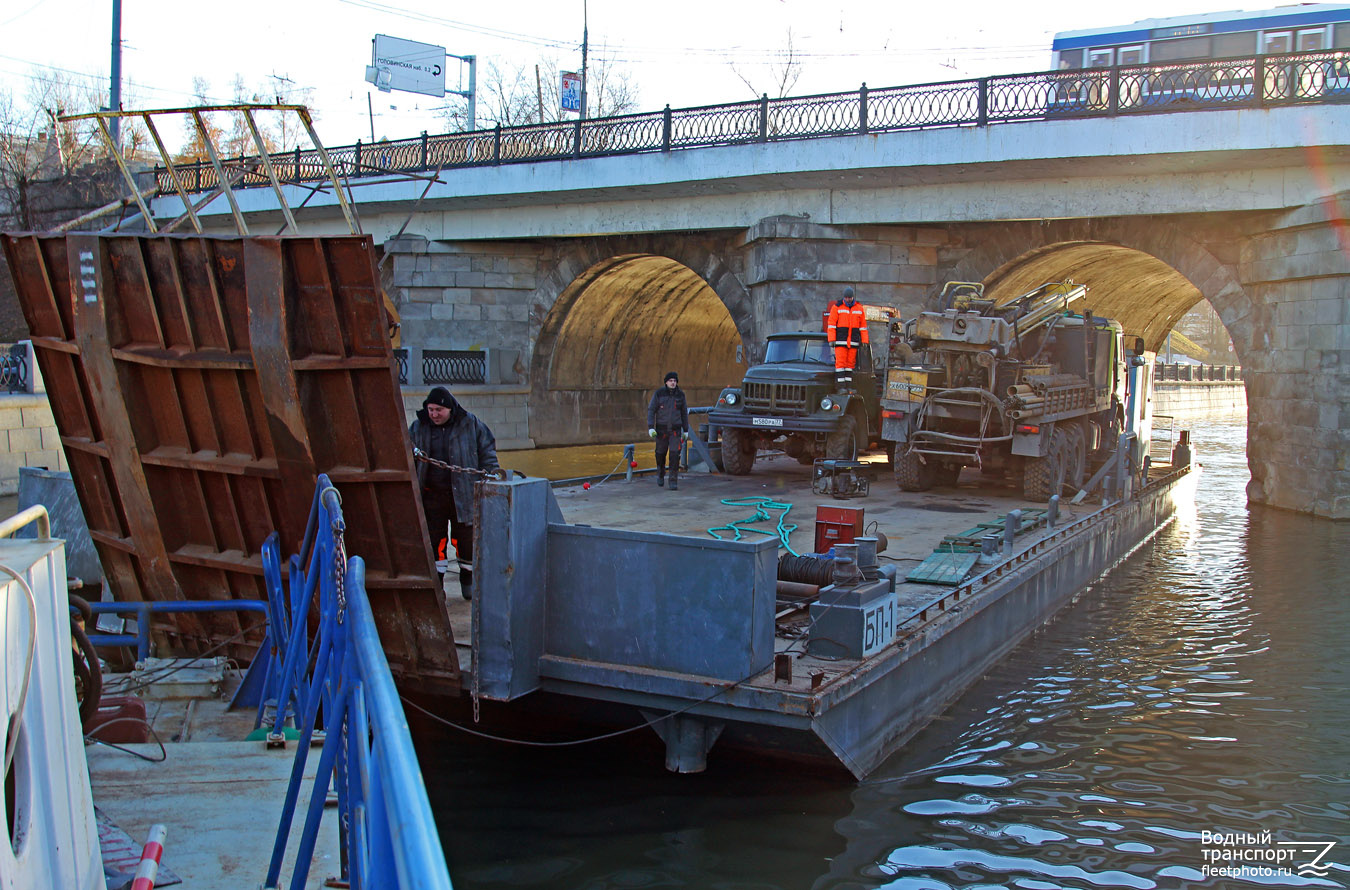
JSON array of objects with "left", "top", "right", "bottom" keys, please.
[
  {"left": 646, "top": 371, "right": 689, "bottom": 490},
  {"left": 409, "top": 387, "right": 500, "bottom": 600}
]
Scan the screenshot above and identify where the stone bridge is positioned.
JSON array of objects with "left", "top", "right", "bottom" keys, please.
[{"left": 157, "top": 103, "right": 1350, "bottom": 518}]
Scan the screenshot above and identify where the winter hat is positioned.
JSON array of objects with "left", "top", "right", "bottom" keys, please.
[
  {"left": 423, "top": 386, "right": 457, "bottom": 410},
  {"left": 664, "top": 371, "right": 679, "bottom": 383},
  {"left": 842, "top": 286, "right": 856, "bottom": 301}
]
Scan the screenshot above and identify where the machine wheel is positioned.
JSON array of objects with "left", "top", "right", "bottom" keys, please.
[
  {"left": 934, "top": 462, "right": 962, "bottom": 487},
  {"left": 824, "top": 415, "right": 860, "bottom": 461},
  {"left": 1023, "top": 429, "right": 1068, "bottom": 502},
  {"left": 894, "top": 449, "right": 935, "bottom": 491},
  {"left": 720, "top": 427, "right": 757, "bottom": 475},
  {"left": 1063, "top": 423, "right": 1086, "bottom": 490}
]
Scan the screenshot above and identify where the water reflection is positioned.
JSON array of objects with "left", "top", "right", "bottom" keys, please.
[{"left": 424, "top": 418, "right": 1350, "bottom": 890}]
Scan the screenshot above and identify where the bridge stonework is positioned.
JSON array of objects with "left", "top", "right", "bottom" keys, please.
[{"left": 385, "top": 196, "right": 1350, "bottom": 519}]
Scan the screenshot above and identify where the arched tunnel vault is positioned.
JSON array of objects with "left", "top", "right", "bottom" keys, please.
[
  {"left": 983, "top": 242, "right": 1206, "bottom": 352},
  {"left": 532, "top": 253, "right": 746, "bottom": 445}
]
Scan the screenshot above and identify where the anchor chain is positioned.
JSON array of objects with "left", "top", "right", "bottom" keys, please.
[{"left": 412, "top": 448, "right": 508, "bottom": 481}]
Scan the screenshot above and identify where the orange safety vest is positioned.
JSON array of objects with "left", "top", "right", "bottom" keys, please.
[{"left": 827, "top": 301, "right": 869, "bottom": 348}]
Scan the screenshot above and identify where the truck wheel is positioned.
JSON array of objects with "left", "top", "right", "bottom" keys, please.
[
  {"left": 1023, "top": 429, "right": 1067, "bottom": 502},
  {"left": 721, "top": 427, "right": 756, "bottom": 475},
  {"left": 894, "top": 449, "right": 935, "bottom": 491},
  {"left": 1064, "top": 423, "right": 1086, "bottom": 489},
  {"left": 825, "top": 415, "right": 859, "bottom": 460}
]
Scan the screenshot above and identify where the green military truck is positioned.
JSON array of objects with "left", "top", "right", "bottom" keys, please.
[{"left": 707, "top": 331, "right": 885, "bottom": 475}]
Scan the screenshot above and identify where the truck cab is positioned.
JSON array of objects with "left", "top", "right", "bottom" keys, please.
[{"left": 708, "top": 332, "right": 882, "bottom": 475}]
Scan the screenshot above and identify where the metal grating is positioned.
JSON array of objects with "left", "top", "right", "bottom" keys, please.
[{"left": 0, "top": 232, "right": 458, "bottom": 691}]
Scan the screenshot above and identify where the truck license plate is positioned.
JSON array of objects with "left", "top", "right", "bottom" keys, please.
[
  {"left": 862, "top": 593, "right": 897, "bottom": 657},
  {"left": 751, "top": 417, "right": 784, "bottom": 427}
]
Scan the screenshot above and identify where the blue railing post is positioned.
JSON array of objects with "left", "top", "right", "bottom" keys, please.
[
  {"left": 662, "top": 105, "right": 672, "bottom": 151},
  {"left": 1109, "top": 66, "right": 1120, "bottom": 115},
  {"left": 977, "top": 78, "right": 989, "bottom": 126},
  {"left": 260, "top": 475, "right": 453, "bottom": 890},
  {"left": 759, "top": 93, "right": 770, "bottom": 141},
  {"left": 1255, "top": 54, "right": 1267, "bottom": 106},
  {"left": 859, "top": 83, "right": 869, "bottom": 134}
]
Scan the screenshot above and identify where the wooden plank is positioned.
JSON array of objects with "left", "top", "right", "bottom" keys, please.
[{"left": 906, "top": 551, "right": 980, "bottom": 586}]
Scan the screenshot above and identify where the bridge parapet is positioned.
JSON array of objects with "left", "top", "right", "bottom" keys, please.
[{"left": 155, "top": 49, "right": 1350, "bottom": 196}]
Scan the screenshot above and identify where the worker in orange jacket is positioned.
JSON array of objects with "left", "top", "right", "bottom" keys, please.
[{"left": 827, "top": 286, "right": 868, "bottom": 390}]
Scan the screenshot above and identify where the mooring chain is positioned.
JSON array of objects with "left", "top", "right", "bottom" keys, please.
[
  {"left": 412, "top": 448, "right": 508, "bottom": 481},
  {"left": 332, "top": 520, "right": 348, "bottom": 625}
]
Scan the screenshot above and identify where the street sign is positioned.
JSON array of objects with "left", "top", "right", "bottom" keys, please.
[
  {"left": 560, "top": 71, "right": 582, "bottom": 113},
  {"left": 365, "top": 34, "right": 446, "bottom": 98}
]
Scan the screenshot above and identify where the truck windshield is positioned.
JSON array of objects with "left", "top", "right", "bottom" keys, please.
[{"left": 763, "top": 338, "right": 833, "bottom": 364}]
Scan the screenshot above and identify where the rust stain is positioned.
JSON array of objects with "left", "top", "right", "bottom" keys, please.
[{"left": 218, "top": 256, "right": 237, "bottom": 273}]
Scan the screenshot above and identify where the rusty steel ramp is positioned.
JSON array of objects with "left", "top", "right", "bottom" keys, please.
[{"left": 1, "top": 232, "right": 459, "bottom": 691}]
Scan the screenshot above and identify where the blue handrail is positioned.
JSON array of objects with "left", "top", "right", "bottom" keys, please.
[{"left": 262, "top": 474, "right": 452, "bottom": 890}]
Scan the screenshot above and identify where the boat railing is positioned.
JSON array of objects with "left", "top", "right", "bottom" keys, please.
[{"left": 262, "top": 474, "right": 452, "bottom": 890}]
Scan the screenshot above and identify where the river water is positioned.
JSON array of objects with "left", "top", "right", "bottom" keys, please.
[{"left": 425, "top": 416, "right": 1350, "bottom": 889}]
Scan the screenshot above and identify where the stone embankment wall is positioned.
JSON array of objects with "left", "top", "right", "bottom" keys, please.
[
  {"left": 1152, "top": 381, "right": 1247, "bottom": 417},
  {"left": 0, "top": 393, "right": 65, "bottom": 495}
]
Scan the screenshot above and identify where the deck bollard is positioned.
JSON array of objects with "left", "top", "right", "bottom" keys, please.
[
  {"left": 979, "top": 533, "right": 999, "bottom": 564},
  {"left": 1047, "top": 495, "right": 1059, "bottom": 529},
  {"left": 1003, "top": 509, "right": 1021, "bottom": 556},
  {"left": 623, "top": 443, "right": 635, "bottom": 482}
]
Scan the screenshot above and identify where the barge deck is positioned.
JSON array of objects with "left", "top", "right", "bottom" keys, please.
[{"left": 441, "top": 452, "right": 1195, "bottom": 777}]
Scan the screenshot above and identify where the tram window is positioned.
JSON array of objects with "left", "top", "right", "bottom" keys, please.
[
  {"left": 1213, "top": 32, "right": 1257, "bottom": 57},
  {"left": 1088, "top": 48, "right": 1114, "bottom": 67},
  {"left": 1059, "top": 49, "right": 1084, "bottom": 68},
  {"left": 1336, "top": 23, "right": 1350, "bottom": 48},
  {"left": 1118, "top": 45, "right": 1145, "bottom": 65},
  {"left": 1152, "top": 36, "right": 1211, "bottom": 61},
  {"left": 1263, "top": 31, "right": 1292, "bottom": 54},
  {"left": 1298, "top": 29, "right": 1326, "bottom": 52}
]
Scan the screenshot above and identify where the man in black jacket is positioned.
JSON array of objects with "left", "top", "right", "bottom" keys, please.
[
  {"left": 646, "top": 371, "right": 689, "bottom": 490},
  {"left": 409, "top": 387, "right": 500, "bottom": 599}
]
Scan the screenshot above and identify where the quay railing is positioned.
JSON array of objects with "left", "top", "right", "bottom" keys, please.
[
  {"left": 155, "top": 49, "right": 1350, "bottom": 196},
  {"left": 262, "top": 475, "right": 452, "bottom": 890},
  {"left": 1154, "top": 361, "right": 1242, "bottom": 381}
]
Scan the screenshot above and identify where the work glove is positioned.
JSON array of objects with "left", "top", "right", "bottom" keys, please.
[{"left": 648, "top": 428, "right": 657, "bottom": 438}]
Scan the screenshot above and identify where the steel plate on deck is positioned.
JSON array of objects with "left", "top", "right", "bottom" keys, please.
[
  {"left": 1, "top": 233, "right": 458, "bottom": 690},
  {"left": 906, "top": 550, "right": 980, "bottom": 586}
]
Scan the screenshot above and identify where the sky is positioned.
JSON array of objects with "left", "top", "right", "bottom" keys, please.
[{"left": 1, "top": 0, "right": 1296, "bottom": 150}]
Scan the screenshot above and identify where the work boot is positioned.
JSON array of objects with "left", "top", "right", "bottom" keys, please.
[
  {"left": 460, "top": 569, "right": 473, "bottom": 601},
  {"left": 657, "top": 472, "right": 665, "bottom": 487},
  {"left": 669, "top": 473, "right": 679, "bottom": 491}
]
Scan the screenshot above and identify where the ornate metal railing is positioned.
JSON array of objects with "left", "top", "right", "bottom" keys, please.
[
  {"left": 393, "top": 348, "right": 409, "bottom": 385},
  {"left": 1154, "top": 362, "right": 1243, "bottom": 381},
  {"left": 423, "top": 349, "right": 486, "bottom": 385},
  {"left": 0, "top": 346, "right": 28, "bottom": 393},
  {"left": 155, "top": 49, "right": 1350, "bottom": 195}
]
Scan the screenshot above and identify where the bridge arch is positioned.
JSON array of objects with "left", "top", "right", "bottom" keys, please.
[
  {"left": 941, "top": 218, "right": 1258, "bottom": 368},
  {"left": 528, "top": 239, "right": 751, "bottom": 445}
]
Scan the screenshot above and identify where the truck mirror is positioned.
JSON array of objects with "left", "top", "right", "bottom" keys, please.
[{"left": 1132, "top": 336, "right": 1146, "bottom": 356}]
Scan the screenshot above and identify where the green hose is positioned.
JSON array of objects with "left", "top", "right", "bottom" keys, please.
[{"left": 707, "top": 497, "right": 800, "bottom": 556}]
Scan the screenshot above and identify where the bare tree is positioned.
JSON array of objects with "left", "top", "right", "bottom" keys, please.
[
  {"left": 0, "top": 71, "right": 106, "bottom": 229},
  {"left": 731, "top": 28, "right": 804, "bottom": 100},
  {"left": 176, "top": 75, "right": 317, "bottom": 163},
  {"left": 438, "top": 54, "right": 639, "bottom": 131}
]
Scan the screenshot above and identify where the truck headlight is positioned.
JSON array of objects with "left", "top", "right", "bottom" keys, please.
[
  {"left": 820, "top": 396, "right": 834, "bottom": 411},
  {"left": 725, "top": 392, "right": 738, "bottom": 406}
]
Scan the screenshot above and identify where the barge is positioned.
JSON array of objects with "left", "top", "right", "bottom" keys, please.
[{"left": 1, "top": 224, "right": 1192, "bottom": 779}]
